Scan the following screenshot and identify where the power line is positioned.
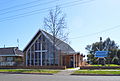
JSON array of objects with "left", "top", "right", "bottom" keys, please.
[
  {"left": 0, "top": 0, "right": 43, "bottom": 11},
  {"left": 0, "top": 0, "right": 94, "bottom": 22},
  {"left": 0, "top": 0, "right": 93, "bottom": 21},
  {"left": 0, "top": 9, "right": 50, "bottom": 22},
  {"left": 0, "top": 0, "right": 58, "bottom": 15},
  {"left": 0, "top": 7, "right": 53, "bottom": 21},
  {"left": 0, "top": 0, "right": 89, "bottom": 20},
  {"left": 69, "top": 25, "right": 120, "bottom": 39}
]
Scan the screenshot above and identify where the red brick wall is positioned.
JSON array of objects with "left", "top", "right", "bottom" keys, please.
[{"left": 0, "top": 66, "right": 66, "bottom": 69}]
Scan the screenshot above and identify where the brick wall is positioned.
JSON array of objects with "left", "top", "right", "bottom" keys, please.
[{"left": 0, "top": 66, "right": 66, "bottom": 70}]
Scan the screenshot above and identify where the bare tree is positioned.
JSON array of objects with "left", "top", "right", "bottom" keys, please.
[{"left": 44, "top": 6, "right": 68, "bottom": 65}]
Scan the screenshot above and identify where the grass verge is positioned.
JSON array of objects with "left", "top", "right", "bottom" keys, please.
[
  {"left": 73, "top": 70, "right": 120, "bottom": 75},
  {"left": 0, "top": 69, "right": 59, "bottom": 74},
  {"left": 89, "top": 64, "right": 120, "bottom": 67}
]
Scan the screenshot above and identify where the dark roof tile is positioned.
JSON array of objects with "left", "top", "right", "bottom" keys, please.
[{"left": 0, "top": 47, "right": 23, "bottom": 56}]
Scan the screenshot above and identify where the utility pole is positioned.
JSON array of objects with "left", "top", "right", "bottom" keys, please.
[
  {"left": 97, "top": 37, "right": 106, "bottom": 66},
  {"left": 17, "top": 39, "right": 19, "bottom": 48},
  {"left": 98, "top": 37, "right": 103, "bottom": 65},
  {"left": 4, "top": 45, "right": 5, "bottom": 48},
  {"left": 100, "top": 37, "right": 102, "bottom": 51}
]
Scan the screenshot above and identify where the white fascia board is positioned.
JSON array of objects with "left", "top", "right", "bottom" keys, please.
[
  {"left": 41, "top": 30, "right": 60, "bottom": 50},
  {"left": 25, "top": 30, "right": 42, "bottom": 52},
  {"left": 0, "top": 54, "right": 23, "bottom": 56},
  {"left": 41, "top": 30, "right": 53, "bottom": 43},
  {"left": 23, "top": 29, "right": 41, "bottom": 51}
]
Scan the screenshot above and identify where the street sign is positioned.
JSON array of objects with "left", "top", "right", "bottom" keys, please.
[{"left": 95, "top": 51, "right": 108, "bottom": 57}]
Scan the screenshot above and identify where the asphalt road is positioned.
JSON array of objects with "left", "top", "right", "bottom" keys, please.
[{"left": 0, "top": 73, "right": 120, "bottom": 81}]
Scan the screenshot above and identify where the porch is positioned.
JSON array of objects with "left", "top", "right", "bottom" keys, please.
[{"left": 61, "top": 53, "right": 84, "bottom": 68}]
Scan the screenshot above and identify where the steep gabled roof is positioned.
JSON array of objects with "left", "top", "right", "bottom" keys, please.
[
  {"left": 0, "top": 47, "right": 23, "bottom": 56},
  {"left": 42, "top": 30, "right": 75, "bottom": 54},
  {"left": 23, "top": 30, "right": 42, "bottom": 52},
  {"left": 23, "top": 30, "right": 75, "bottom": 54}
]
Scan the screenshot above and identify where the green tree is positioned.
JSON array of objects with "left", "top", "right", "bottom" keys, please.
[{"left": 86, "top": 37, "right": 120, "bottom": 64}]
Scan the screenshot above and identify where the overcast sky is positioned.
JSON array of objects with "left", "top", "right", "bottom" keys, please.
[{"left": 0, "top": 0, "right": 120, "bottom": 56}]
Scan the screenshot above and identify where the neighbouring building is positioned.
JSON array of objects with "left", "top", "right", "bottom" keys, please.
[
  {"left": 0, "top": 47, "right": 23, "bottom": 66},
  {"left": 24, "top": 30, "right": 84, "bottom": 67}
]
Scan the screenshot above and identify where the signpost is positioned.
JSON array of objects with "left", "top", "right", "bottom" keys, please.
[
  {"left": 95, "top": 51, "right": 109, "bottom": 65},
  {"left": 94, "top": 37, "right": 110, "bottom": 65},
  {"left": 95, "top": 51, "right": 108, "bottom": 57}
]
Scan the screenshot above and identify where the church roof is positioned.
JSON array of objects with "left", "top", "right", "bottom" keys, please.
[{"left": 23, "top": 30, "right": 75, "bottom": 54}]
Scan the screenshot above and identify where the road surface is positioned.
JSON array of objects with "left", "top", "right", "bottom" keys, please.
[{"left": 0, "top": 73, "right": 120, "bottom": 81}]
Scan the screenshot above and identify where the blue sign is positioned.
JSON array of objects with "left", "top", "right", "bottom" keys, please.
[{"left": 95, "top": 51, "right": 108, "bottom": 57}]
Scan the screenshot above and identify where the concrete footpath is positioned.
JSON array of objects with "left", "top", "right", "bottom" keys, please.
[{"left": 54, "top": 67, "right": 80, "bottom": 76}]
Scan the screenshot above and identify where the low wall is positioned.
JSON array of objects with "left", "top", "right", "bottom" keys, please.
[
  {"left": 0, "top": 66, "right": 66, "bottom": 70},
  {"left": 80, "top": 66, "right": 120, "bottom": 69}
]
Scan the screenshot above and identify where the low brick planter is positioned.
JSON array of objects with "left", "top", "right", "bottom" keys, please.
[{"left": 0, "top": 66, "right": 66, "bottom": 70}]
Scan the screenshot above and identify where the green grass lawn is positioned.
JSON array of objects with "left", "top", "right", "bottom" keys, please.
[
  {"left": 89, "top": 64, "right": 120, "bottom": 67},
  {"left": 0, "top": 69, "right": 59, "bottom": 74},
  {"left": 74, "top": 70, "right": 120, "bottom": 74},
  {"left": 66, "top": 68, "right": 75, "bottom": 69}
]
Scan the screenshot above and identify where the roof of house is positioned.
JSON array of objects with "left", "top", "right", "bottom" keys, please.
[
  {"left": 23, "top": 30, "right": 75, "bottom": 54},
  {"left": 0, "top": 47, "right": 23, "bottom": 56}
]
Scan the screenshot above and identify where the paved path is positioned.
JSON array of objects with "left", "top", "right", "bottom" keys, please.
[{"left": 54, "top": 67, "right": 80, "bottom": 76}]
